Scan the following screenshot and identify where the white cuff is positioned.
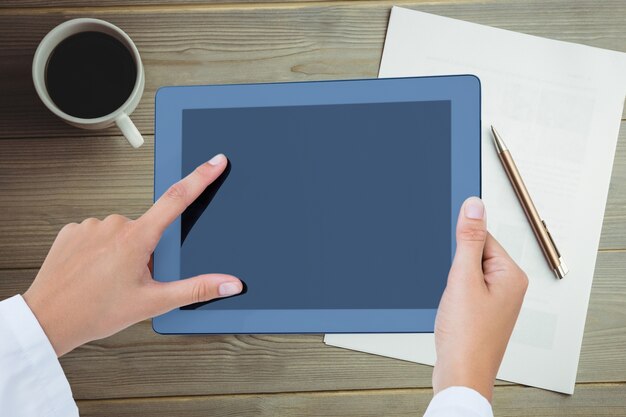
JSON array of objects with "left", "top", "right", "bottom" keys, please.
[
  {"left": 0, "top": 295, "right": 79, "bottom": 417},
  {"left": 424, "top": 386, "right": 493, "bottom": 417}
]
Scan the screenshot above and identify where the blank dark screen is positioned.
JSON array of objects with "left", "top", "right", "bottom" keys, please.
[{"left": 180, "top": 101, "right": 451, "bottom": 310}]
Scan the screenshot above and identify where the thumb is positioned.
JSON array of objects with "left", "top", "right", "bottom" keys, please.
[
  {"left": 149, "top": 274, "right": 243, "bottom": 315},
  {"left": 451, "top": 197, "right": 487, "bottom": 275}
]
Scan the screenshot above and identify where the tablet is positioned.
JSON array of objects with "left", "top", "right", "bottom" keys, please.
[{"left": 153, "top": 76, "right": 480, "bottom": 334}]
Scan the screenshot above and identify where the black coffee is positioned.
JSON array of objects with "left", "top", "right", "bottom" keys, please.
[{"left": 45, "top": 31, "right": 137, "bottom": 119}]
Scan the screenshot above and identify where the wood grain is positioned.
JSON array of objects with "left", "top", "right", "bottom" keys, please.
[
  {"left": 0, "top": 126, "right": 624, "bottom": 270},
  {"left": 0, "top": 135, "right": 154, "bottom": 269},
  {"left": 74, "top": 384, "right": 626, "bottom": 417},
  {"left": 0, "top": 0, "right": 392, "bottom": 8},
  {"left": 1, "top": 251, "right": 623, "bottom": 399},
  {"left": 1, "top": 0, "right": 625, "bottom": 140}
]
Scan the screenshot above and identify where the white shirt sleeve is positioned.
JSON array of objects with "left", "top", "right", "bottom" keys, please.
[
  {"left": 0, "top": 295, "right": 79, "bottom": 417},
  {"left": 424, "top": 386, "right": 494, "bottom": 417}
]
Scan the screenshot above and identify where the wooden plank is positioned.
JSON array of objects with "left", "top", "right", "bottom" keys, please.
[
  {"left": 1, "top": 0, "right": 626, "bottom": 140},
  {"left": 1, "top": 251, "right": 623, "bottom": 399},
  {"left": 4, "top": 0, "right": 464, "bottom": 8},
  {"left": 0, "top": 0, "right": 522, "bottom": 8},
  {"left": 0, "top": 0, "right": 365, "bottom": 7},
  {"left": 0, "top": 126, "right": 624, "bottom": 268},
  {"left": 0, "top": 135, "right": 154, "bottom": 269},
  {"left": 579, "top": 251, "right": 626, "bottom": 383},
  {"left": 75, "top": 384, "right": 626, "bottom": 417}
]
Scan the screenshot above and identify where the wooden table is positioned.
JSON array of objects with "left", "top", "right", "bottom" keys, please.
[{"left": 1, "top": 0, "right": 625, "bottom": 415}]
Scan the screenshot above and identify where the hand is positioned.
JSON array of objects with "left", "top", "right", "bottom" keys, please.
[
  {"left": 432, "top": 197, "right": 528, "bottom": 402},
  {"left": 23, "top": 154, "right": 243, "bottom": 357}
]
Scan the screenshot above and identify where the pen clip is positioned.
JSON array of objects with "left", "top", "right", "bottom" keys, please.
[{"left": 541, "top": 220, "right": 561, "bottom": 258}]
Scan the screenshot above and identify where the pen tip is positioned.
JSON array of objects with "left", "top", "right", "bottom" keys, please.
[{"left": 490, "top": 125, "right": 508, "bottom": 153}]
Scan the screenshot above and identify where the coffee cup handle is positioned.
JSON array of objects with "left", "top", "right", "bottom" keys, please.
[{"left": 115, "top": 113, "right": 144, "bottom": 148}]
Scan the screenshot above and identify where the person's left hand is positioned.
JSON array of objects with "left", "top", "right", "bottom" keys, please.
[{"left": 23, "top": 153, "right": 243, "bottom": 357}]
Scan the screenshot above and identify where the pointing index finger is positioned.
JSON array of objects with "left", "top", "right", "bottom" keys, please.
[{"left": 139, "top": 153, "right": 227, "bottom": 242}]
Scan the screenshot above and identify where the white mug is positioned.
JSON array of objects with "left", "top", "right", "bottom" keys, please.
[{"left": 32, "top": 18, "right": 145, "bottom": 148}]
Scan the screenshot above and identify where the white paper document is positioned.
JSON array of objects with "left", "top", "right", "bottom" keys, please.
[{"left": 325, "top": 7, "right": 626, "bottom": 394}]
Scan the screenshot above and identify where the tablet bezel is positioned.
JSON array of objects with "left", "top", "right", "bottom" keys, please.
[{"left": 153, "top": 76, "right": 481, "bottom": 334}]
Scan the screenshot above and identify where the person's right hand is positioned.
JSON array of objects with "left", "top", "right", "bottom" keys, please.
[{"left": 432, "top": 197, "right": 528, "bottom": 402}]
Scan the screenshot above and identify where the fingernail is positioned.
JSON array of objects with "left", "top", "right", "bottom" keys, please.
[
  {"left": 208, "top": 153, "right": 226, "bottom": 166},
  {"left": 218, "top": 282, "right": 241, "bottom": 297},
  {"left": 464, "top": 197, "right": 484, "bottom": 219}
]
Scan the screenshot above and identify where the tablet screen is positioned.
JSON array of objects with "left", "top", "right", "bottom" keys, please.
[{"left": 180, "top": 100, "right": 451, "bottom": 310}]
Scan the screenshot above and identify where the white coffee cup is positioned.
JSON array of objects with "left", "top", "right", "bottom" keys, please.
[{"left": 32, "top": 18, "right": 145, "bottom": 148}]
